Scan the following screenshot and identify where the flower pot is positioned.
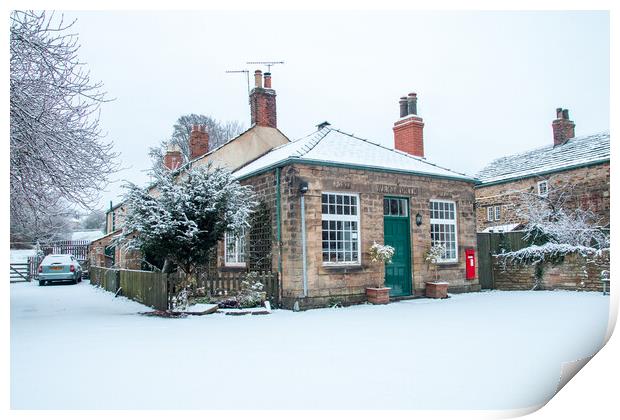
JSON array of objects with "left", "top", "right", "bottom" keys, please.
[
  {"left": 366, "top": 287, "right": 391, "bottom": 304},
  {"left": 425, "top": 281, "right": 449, "bottom": 299}
]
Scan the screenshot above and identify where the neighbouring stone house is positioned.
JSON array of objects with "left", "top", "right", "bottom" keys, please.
[
  {"left": 475, "top": 108, "right": 610, "bottom": 233},
  {"left": 92, "top": 71, "right": 481, "bottom": 309}
]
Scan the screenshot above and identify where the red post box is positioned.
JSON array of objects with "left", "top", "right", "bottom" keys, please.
[{"left": 465, "top": 248, "right": 476, "bottom": 280}]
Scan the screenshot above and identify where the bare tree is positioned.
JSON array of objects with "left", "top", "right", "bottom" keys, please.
[
  {"left": 10, "top": 11, "right": 118, "bottom": 238},
  {"left": 149, "top": 114, "right": 245, "bottom": 169}
]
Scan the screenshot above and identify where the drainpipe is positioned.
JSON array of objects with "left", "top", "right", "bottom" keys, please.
[
  {"left": 276, "top": 167, "right": 282, "bottom": 274},
  {"left": 299, "top": 181, "right": 309, "bottom": 297}
]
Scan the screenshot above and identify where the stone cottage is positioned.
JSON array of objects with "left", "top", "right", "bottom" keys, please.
[
  {"left": 475, "top": 108, "right": 610, "bottom": 233},
  {"left": 92, "top": 71, "right": 480, "bottom": 309}
]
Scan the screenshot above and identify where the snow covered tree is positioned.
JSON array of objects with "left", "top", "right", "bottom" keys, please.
[
  {"left": 10, "top": 11, "right": 118, "bottom": 236},
  {"left": 514, "top": 184, "right": 608, "bottom": 249},
  {"left": 120, "top": 163, "right": 256, "bottom": 282},
  {"left": 149, "top": 114, "right": 244, "bottom": 169}
]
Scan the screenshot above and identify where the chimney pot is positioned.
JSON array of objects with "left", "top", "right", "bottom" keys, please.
[
  {"left": 407, "top": 92, "right": 418, "bottom": 116},
  {"left": 254, "top": 69, "right": 263, "bottom": 88},
  {"left": 264, "top": 72, "right": 272, "bottom": 88},
  {"left": 399, "top": 97, "right": 408, "bottom": 118}
]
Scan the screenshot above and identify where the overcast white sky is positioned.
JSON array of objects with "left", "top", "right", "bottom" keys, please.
[{"left": 60, "top": 10, "right": 609, "bottom": 210}]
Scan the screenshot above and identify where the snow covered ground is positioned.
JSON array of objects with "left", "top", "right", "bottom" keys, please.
[
  {"left": 10, "top": 249, "right": 37, "bottom": 264},
  {"left": 11, "top": 281, "right": 609, "bottom": 410}
]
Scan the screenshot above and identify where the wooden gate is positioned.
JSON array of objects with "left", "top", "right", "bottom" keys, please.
[
  {"left": 477, "top": 231, "right": 529, "bottom": 289},
  {"left": 10, "top": 263, "right": 30, "bottom": 283}
]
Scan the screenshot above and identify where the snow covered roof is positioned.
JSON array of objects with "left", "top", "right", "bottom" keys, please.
[
  {"left": 233, "top": 127, "right": 475, "bottom": 182},
  {"left": 481, "top": 223, "right": 523, "bottom": 233},
  {"left": 71, "top": 230, "right": 105, "bottom": 242},
  {"left": 476, "top": 132, "right": 609, "bottom": 185}
]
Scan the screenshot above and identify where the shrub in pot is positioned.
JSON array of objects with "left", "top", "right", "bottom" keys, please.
[
  {"left": 424, "top": 244, "right": 449, "bottom": 299},
  {"left": 366, "top": 242, "right": 395, "bottom": 304}
]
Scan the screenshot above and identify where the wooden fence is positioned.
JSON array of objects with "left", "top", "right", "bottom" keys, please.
[
  {"left": 194, "top": 270, "right": 280, "bottom": 307},
  {"left": 90, "top": 266, "right": 121, "bottom": 293},
  {"left": 41, "top": 240, "right": 90, "bottom": 261},
  {"left": 120, "top": 269, "right": 169, "bottom": 311},
  {"left": 90, "top": 266, "right": 280, "bottom": 310},
  {"left": 477, "top": 231, "right": 530, "bottom": 289}
]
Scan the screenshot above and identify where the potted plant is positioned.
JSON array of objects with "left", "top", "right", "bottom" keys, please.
[
  {"left": 366, "top": 241, "right": 395, "bottom": 304},
  {"left": 424, "top": 243, "right": 449, "bottom": 298}
]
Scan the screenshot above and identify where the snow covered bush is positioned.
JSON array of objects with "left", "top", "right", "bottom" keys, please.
[
  {"left": 424, "top": 244, "right": 446, "bottom": 282},
  {"left": 514, "top": 184, "right": 609, "bottom": 249},
  {"left": 119, "top": 163, "right": 257, "bottom": 309},
  {"left": 236, "top": 272, "right": 265, "bottom": 308},
  {"left": 369, "top": 242, "right": 395, "bottom": 264},
  {"left": 495, "top": 243, "right": 601, "bottom": 267}
]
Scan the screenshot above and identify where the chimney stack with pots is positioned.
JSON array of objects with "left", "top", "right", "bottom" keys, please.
[
  {"left": 189, "top": 124, "right": 210, "bottom": 160},
  {"left": 552, "top": 108, "right": 575, "bottom": 146},
  {"left": 393, "top": 92, "right": 425, "bottom": 157},
  {"left": 163, "top": 144, "right": 183, "bottom": 171},
  {"left": 250, "top": 69, "right": 277, "bottom": 128}
]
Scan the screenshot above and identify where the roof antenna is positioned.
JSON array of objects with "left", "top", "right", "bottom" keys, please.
[
  {"left": 225, "top": 69, "right": 250, "bottom": 96},
  {"left": 246, "top": 60, "right": 285, "bottom": 73}
]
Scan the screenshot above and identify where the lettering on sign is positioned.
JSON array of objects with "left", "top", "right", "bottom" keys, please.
[
  {"left": 333, "top": 180, "right": 352, "bottom": 190},
  {"left": 375, "top": 184, "right": 419, "bottom": 196}
]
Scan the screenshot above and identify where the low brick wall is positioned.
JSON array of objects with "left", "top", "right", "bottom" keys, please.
[{"left": 492, "top": 249, "right": 609, "bottom": 292}]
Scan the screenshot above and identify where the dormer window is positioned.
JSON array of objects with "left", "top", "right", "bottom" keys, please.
[{"left": 537, "top": 180, "right": 549, "bottom": 197}]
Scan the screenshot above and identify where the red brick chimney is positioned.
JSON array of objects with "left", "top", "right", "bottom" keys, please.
[
  {"left": 189, "top": 124, "right": 209, "bottom": 160},
  {"left": 163, "top": 145, "right": 183, "bottom": 171},
  {"left": 250, "top": 70, "right": 277, "bottom": 128},
  {"left": 552, "top": 108, "right": 575, "bottom": 146},
  {"left": 393, "top": 92, "right": 425, "bottom": 157}
]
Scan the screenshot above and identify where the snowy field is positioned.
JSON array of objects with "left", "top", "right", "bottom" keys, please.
[
  {"left": 11, "top": 281, "right": 609, "bottom": 410},
  {"left": 10, "top": 249, "right": 37, "bottom": 264}
]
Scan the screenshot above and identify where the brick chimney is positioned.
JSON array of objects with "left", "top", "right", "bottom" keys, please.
[
  {"left": 393, "top": 92, "right": 425, "bottom": 157},
  {"left": 250, "top": 70, "right": 277, "bottom": 128},
  {"left": 189, "top": 124, "right": 209, "bottom": 160},
  {"left": 163, "top": 144, "right": 183, "bottom": 171},
  {"left": 552, "top": 108, "right": 575, "bottom": 146}
]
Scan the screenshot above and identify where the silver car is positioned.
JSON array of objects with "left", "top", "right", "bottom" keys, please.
[{"left": 38, "top": 254, "right": 83, "bottom": 286}]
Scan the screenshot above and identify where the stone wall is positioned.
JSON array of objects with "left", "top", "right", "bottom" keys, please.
[
  {"left": 273, "top": 163, "right": 480, "bottom": 309},
  {"left": 475, "top": 162, "right": 610, "bottom": 232},
  {"left": 492, "top": 249, "right": 609, "bottom": 292}
]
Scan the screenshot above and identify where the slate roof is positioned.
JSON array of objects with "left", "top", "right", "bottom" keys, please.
[
  {"left": 476, "top": 131, "right": 610, "bottom": 185},
  {"left": 233, "top": 126, "right": 475, "bottom": 182}
]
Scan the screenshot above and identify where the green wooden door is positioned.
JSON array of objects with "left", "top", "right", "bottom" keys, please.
[{"left": 383, "top": 197, "right": 412, "bottom": 297}]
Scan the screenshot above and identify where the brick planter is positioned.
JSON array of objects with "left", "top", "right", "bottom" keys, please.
[
  {"left": 366, "top": 287, "right": 391, "bottom": 304},
  {"left": 425, "top": 281, "right": 449, "bottom": 299}
]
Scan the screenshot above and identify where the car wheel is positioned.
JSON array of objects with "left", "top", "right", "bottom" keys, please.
[
  {"left": 39, "top": 280, "right": 45, "bottom": 286},
  {"left": 72, "top": 278, "right": 78, "bottom": 285}
]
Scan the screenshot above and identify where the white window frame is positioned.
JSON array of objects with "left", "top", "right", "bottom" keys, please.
[
  {"left": 224, "top": 229, "right": 246, "bottom": 267},
  {"left": 494, "top": 205, "right": 501, "bottom": 221},
  {"left": 429, "top": 199, "right": 459, "bottom": 263},
  {"left": 537, "top": 180, "right": 548, "bottom": 197},
  {"left": 321, "top": 192, "right": 361, "bottom": 266},
  {"left": 487, "top": 206, "right": 494, "bottom": 222}
]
